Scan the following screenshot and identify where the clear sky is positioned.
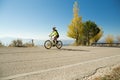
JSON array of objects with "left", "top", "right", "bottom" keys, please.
[{"left": 0, "top": 0, "right": 120, "bottom": 40}]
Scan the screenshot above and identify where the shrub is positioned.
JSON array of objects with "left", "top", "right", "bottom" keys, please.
[
  {"left": 105, "top": 35, "right": 114, "bottom": 46},
  {"left": 0, "top": 41, "right": 4, "bottom": 47},
  {"left": 9, "top": 39, "right": 23, "bottom": 47}
]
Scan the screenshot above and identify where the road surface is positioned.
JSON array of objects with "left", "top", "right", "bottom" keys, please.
[{"left": 0, "top": 46, "right": 120, "bottom": 80}]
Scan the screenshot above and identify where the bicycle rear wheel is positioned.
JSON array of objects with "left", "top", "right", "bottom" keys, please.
[
  {"left": 56, "top": 40, "right": 63, "bottom": 49},
  {"left": 44, "top": 40, "right": 52, "bottom": 49}
]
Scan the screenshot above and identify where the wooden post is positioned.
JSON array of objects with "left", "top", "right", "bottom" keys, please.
[{"left": 32, "top": 39, "right": 34, "bottom": 47}]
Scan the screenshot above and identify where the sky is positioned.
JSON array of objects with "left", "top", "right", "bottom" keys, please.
[{"left": 0, "top": 0, "right": 120, "bottom": 41}]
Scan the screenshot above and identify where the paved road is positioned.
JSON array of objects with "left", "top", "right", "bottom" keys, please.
[{"left": 0, "top": 46, "right": 120, "bottom": 80}]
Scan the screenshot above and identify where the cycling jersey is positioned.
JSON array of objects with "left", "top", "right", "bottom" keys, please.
[{"left": 50, "top": 30, "right": 59, "bottom": 37}]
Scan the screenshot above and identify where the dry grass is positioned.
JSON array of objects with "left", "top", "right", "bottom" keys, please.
[{"left": 93, "top": 66, "right": 120, "bottom": 80}]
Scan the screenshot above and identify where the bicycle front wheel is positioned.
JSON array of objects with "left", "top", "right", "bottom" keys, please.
[{"left": 44, "top": 40, "right": 52, "bottom": 49}]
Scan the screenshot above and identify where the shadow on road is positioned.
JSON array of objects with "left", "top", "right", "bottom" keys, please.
[{"left": 60, "top": 48, "right": 90, "bottom": 52}]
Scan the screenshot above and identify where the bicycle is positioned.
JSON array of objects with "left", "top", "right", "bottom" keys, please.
[{"left": 44, "top": 37, "right": 63, "bottom": 49}]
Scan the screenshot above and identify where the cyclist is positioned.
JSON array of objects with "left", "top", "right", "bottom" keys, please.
[{"left": 49, "top": 27, "right": 59, "bottom": 44}]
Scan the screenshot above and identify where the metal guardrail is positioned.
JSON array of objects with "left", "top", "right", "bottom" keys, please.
[{"left": 91, "top": 43, "right": 120, "bottom": 47}]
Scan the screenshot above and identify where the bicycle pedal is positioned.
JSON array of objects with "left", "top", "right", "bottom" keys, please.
[{"left": 53, "top": 45, "right": 56, "bottom": 47}]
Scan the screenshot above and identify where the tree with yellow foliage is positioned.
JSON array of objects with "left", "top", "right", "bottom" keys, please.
[
  {"left": 67, "top": 1, "right": 83, "bottom": 45},
  {"left": 67, "top": 1, "right": 103, "bottom": 46}
]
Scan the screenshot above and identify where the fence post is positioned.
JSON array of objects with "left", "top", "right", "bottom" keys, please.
[{"left": 32, "top": 39, "right": 34, "bottom": 47}]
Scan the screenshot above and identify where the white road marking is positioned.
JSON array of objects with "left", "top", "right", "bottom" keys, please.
[{"left": 1, "top": 55, "right": 120, "bottom": 80}]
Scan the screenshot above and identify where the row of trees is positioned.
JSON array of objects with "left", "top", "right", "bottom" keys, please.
[{"left": 67, "top": 1, "right": 103, "bottom": 46}]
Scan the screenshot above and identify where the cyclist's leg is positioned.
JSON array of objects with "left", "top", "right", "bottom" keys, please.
[
  {"left": 54, "top": 36, "right": 57, "bottom": 44},
  {"left": 56, "top": 35, "right": 59, "bottom": 44}
]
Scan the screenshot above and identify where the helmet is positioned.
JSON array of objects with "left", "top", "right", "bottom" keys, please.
[{"left": 53, "top": 27, "right": 56, "bottom": 30}]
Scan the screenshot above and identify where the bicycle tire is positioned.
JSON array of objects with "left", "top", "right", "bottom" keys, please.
[
  {"left": 44, "top": 40, "right": 52, "bottom": 49},
  {"left": 56, "top": 40, "right": 63, "bottom": 49}
]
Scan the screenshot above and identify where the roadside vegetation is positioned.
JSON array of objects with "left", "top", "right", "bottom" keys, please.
[
  {"left": 67, "top": 1, "right": 120, "bottom": 47},
  {"left": 9, "top": 39, "right": 23, "bottom": 47},
  {"left": 105, "top": 35, "right": 114, "bottom": 46},
  {"left": 9, "top": 39, "right": 35, "bottom": 47},
  {"left": 0, "top": 41, "right": 5, "bottom": 47},
  {"left": 67, "top": 1, "right": 103, "bottom": 46},
  {"left": 93, "top": 66, "right": 120, "bottom": 80}
]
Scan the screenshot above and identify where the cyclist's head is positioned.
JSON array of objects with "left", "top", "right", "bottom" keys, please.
[{"left": 53, "top": 27, "right": 56, "bottom": 30}]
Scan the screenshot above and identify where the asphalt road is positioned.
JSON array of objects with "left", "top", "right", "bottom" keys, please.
[{"left": 0, "top": 46, "right": 120, "bottom": 80}]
